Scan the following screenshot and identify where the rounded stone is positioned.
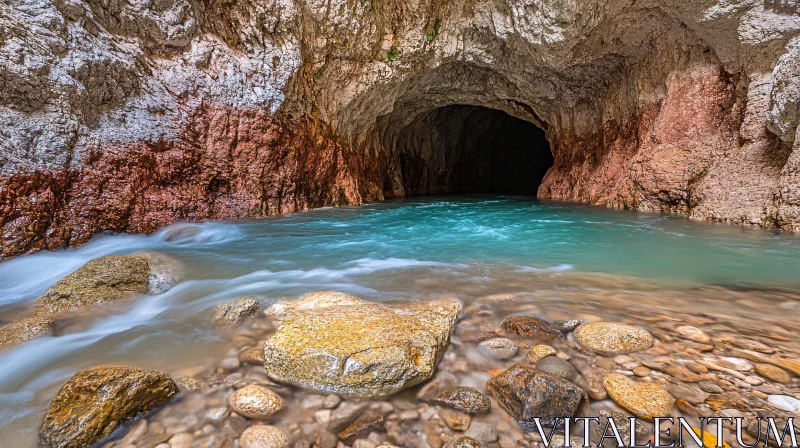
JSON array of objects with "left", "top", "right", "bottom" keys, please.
[
  {"left": 451, "top": 437, "right": 484, "bottom": 448},
  {"left": 228, "top": 385, "right": 284, "bottom": 419},
  {"left": 322, "top": 394, "right": 342, "bottom": 409},
  {"left": 675, "top": 325, "right": 711, "bottom": 343},
  {"left": 754, "top": 364, "right": 791, "bottom": 383},
  {"left": 239, "top": 425, "right": 291, "bottom": 448},
  {"left": 169, "top": 433, "right": 194, "bottom": 448},
  {"left": 535, "top": 356, "right": 577, "bottom": 381},
  {"left": 575, "top": 322, "right": 653, "bottom": 354},
  {"left": 213, "top": 297, "right": 261, "bottom": 325},
  {"left": 552, "top": 319, "right": 583, "bottom": 332},
  {"left": 478, "top": 338, "right": 519, "bottom": 360},
  {"left": 239, "top": 347, "right": 266, "bottom": 365},
  {"left": 526, "top": 344, "right": 557, "bottom": 363},
  {"left": 603, "top": 373, "right": 674, "bottom": 420}
]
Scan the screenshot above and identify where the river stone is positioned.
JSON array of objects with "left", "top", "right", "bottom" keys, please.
[
  {"left": 228, "top": 385, "right": 284, "bottom": 419},
  {"left": 768, "top": 395, "right": 800, "bottom": 412},
  {"left": 449, "top": 437, "right": 484, "bottom": 448},
  {"left": 264, "top": 291, "right": 366, "bottom": 320},
  {"left": 40, "top": 366, "right": 178, "bottom": 448},
  {"left": 0, "top": 316, "right": 53, "bottom": 351},
  {"left": 603, "top": 373, "right": 674, "bottom": 420},
  {"left": 775, "top": 359, "right": 800, "bottom": 377},
  {"left": 526, "top": 344, "right": 557, "bottom": 363},
  {"left": 34, "top": 256, "right": 151, "bottom": 316},
  {"left": 486, "top": 363, "right": 588, "bottom": 430},
  {"left": 337, "top": 410, "right": 385, "bottom": 444},
  {"left": 574, "top": 323, "right": 653, "bottom": 354},
  {"left": 439, "top": 408, "right": 471, "bottom": 431},
  {"left": 535, "top": 356, "right": 577, "bottom": 381},
  {"left": 430, "top": 387, "right": 491, "bottom": 414},
  {"left": 552, "top": 319, "right": 583, "bottom": 332},
  {"left": 239, "top": 425, "right": 291, "bottom": 448},
  {"left": 263, "top": 303, "right": 457, "bottom": 398},
  {"left": 213, "top": 297, "right": 261, "bottom": 325},
  {"left": 501, "top": 316, "right": 563, "bottom": 341},
  {"left": 675, "top": 325, "right": 711, "bottom": 343},
  {"left": 755, "top": 363, "right": 791, "bottom": 383},
  {"left": 240, "top": 347, "right": 267, "bottom": 365},
  {"left": 478, "top": 338, "right": 519, "bottom": 359}
]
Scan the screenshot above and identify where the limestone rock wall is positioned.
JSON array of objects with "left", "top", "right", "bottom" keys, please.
[{"left": 1, "top": 0, "right": 799, "bottom": 258}]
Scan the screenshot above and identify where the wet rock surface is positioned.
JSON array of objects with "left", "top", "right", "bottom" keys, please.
[
  {"left": 535, "top": 356, "right": 577, "bottom": 381},
  {"left": 239, "top": 425, "right": 291, "bottom": 448},
  {"left": 228, "top": 385, "right": 284, "bottom": 419},
  {"left": 501, "top": 316, "right": 563, "bottom": 341},
  {"left": 24, "top": 286, "right": 800, "bottom": 448},
  {"left": 603, "top": 373, "right": 675, "bottom": 420},
  {"left": 575, "top": 322, "right": 653, "bottom": 354},
  {"left": 40, "top": 366, "right": 178, "bottom": 448},
  {"left": 264, "top": 303, "right": 457, "bottom": 398},
  {"left": 430, "top": 387, "right": 491, "bottom": 415},
  {"left": 0, "top": 316, "right": 53, "bottom": 351},
  {"left": 213, "top": 297, "right": 261, "bottom": 325},
  {"left": 34, "top": 256, "right": 151, "bottom": 315},
  {"left": 486, "top": 364, "right": 588, "bottom": 430}
]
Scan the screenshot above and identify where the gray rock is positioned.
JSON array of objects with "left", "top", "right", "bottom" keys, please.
[
  {"left": 212, "top": 297, "right": 261, "bottom": 325},
  {"left": 430, "top": 386, "right": 491, "bottom": 415},
  {"left": 478, "top": 338, "right": 519, "bottom": 360},
  {"left": 535, "top": 356, "right": 577, "bottom": 381}
]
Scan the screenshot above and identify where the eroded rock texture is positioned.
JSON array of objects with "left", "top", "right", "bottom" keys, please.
[{"left": 2, "top": 0, "right": 800, "bottom": 257}]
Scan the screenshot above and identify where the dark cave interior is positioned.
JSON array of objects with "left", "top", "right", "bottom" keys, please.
[{"left": 389, "top": 105, "right": 554, "bottom": 196}]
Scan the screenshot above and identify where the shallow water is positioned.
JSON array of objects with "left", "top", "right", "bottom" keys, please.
[{"left": 2, "top": 196, "right": 800, "bottom": 447}]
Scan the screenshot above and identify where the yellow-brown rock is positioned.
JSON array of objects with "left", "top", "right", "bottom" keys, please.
[
  {"left": 34, "top": 256, "right": 151, "bottom": 315},
  {"left": 754, "top": 363, "right": 791, "bottom": 383},
  {"left": 263, "top": 303, "right": 457, "bottom": 399},
  {"left": 0, "top": 316, "right": 53, "bottom": 351},
  {"left": 228, "top": 385, "right": 284, "bottom": 419},
  {"left": 603, "top": 373, "right": 674, "bottom": 420},
  {"left": 39, "top": 366, "right": 178, "bottom": 448},
  {"left": 575, "top": 322, "right": 653, "bottom": 354}
]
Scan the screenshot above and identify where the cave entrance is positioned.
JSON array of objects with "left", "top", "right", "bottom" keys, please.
[{"left": 388, "top": 105, "right": 554, "bottom": 196}]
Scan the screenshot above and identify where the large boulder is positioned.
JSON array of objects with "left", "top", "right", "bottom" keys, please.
[
  {"left": 263, "top": 291, "right": 366, "bottom": 320},
  {"left": 263, "top": 303, "right": 458, "bottom": 398},
  {"left": 486, "top": 364, "right": 588, "bottom": 430},
  {"left": 34, "top": 256, "right": 152, "bottom": 315},
  {"left": 0, "top": 316, "right": 53, "bottom": 351},
  {"left": 40, "top": 366, "right": 179, "bottom": 448}
]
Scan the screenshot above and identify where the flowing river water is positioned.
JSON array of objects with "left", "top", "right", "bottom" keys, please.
[{"left": 2, "top": 196, "right": 800, "bottom": 447}]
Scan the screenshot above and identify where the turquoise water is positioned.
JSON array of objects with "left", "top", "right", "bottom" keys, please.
[{"left": 1, "top": 196, "right": 800, "bottom": 446}]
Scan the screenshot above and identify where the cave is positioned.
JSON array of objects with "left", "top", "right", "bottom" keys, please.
[{"left": 383, "top": 105, "right": 554, "bottom": 196}]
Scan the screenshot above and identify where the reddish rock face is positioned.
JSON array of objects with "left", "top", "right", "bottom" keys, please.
[
  {"left": 0, "top": 104, "right": 380, "bottom": 259},
  {"left": 539, "top": 65, "right": 792, "bottom": 226}
]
